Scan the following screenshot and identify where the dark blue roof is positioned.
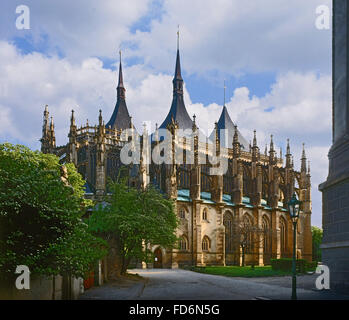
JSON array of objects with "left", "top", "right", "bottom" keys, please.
[
  {"left": 209, "top": 106, "right": 249, "bottom": 150},
  {"left": 159, "top": 49, "right": 193, "bottom": 131},
  {"left": 106, "top": 59, "right": 132, "bottom": 131}
]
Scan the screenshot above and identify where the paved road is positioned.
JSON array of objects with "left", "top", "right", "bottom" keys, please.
[{"left": 79, "top": 269, "right": 349, "bottom": 300}]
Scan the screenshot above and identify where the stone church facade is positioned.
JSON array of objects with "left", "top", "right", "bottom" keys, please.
[{"left": 40, "top": 47, "right": 312, "bottom": 268}]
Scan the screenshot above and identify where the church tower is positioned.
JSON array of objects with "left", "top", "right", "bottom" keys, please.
[
  {"left": 159, "top": 38, "right": 193, "bottom": 131},
  {"left": 40, "top": 105, "right": 56, "bottom": 154},
  {"left": 106, "top": 51, "right": 132, "bottom": 131}
]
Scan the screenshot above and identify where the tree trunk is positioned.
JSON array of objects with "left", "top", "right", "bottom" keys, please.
[
  {"left": 121, "top": 256, "right": 132, "bottom": 275},
  {"left": 106, "top": 236, "right": 123, "bottom": 280}
]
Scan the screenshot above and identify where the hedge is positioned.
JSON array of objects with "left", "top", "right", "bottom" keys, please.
[{"left": 271, "top": 258, "right": 317, "bottom": 273}]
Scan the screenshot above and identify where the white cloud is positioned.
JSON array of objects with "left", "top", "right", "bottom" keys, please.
[
  {"left": 130, "top": 0, "right": 331, "bottom": 77},
  {"left": 1, "top": 0, "right": 331, "bottom": 78},
  {"left": 0, "top": 0, "right": 150, "bottom": 60},
  {"left": 0, "top": 40, "right": 330, "bottom": 227}
]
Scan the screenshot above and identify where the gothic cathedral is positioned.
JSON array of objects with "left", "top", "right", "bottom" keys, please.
[{"left": 40, "top": 47, "right": 312, "bottom": 267}]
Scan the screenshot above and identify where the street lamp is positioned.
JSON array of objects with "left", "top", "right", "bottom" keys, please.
[{"left": 288, "top": 192, "right": 301, "bottom": 300}]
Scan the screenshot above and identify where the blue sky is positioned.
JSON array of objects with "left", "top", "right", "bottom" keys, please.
[{"left": 0, "top": 0, "right": 332, "bottom": 227}]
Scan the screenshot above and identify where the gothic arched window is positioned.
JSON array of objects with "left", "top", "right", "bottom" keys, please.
[
  {"left": 223, "top": 212, "right": 234, "bottom": 253},
  {"left": 202, "top": 236, "right": 210, "bottom": 251},
  {"left": 243, "top": 214, "right": 253, "bottom": 253},
  {"left": 179, "top": 236, "right": 188, "bottom": 251},
  {"left": 279, "top": 217, "right": 287, "bottom": 256},
  {"left": 179, "top": 208, "right": 186, "bottom": 219},
  {"left": 202, "top": 208, "right": 208, "bottom": 221},
  {"left": 200, "top": 165, "right": 211, "bottom": 192},
  {"left": 262, "top": 215, "right": 271, "bottom": 254}
]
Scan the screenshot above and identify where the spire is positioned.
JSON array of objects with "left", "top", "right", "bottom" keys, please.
[
  {"left": 270, "top": 134, "right": 274, "bottom": 152},
  {"left": 215, "top": 121, "right": 220, "bottom": 155},
  {"left": 70, "top": 109, "right": 76, "bottom": 127},
  {"left": 209, "top": 105, "right": 248, "bottom": 149},
  {"left": 233, "top": 125, "right": 241, "bottom": 157},
  {"left": 69, "top": 109, "right": 77, "bottom": 141},
  {"left": 41, "top": 105, "right": 51, "bottom": 153},
  {"left": 233, "top": 125, "right": 239, "bottom": 144},
  {"left": 99, "top": 109, "right": 103, "bottom": 126},
  {"left": 175, "top": 25, "right": 182, "bottom": 82},
  {"left": 174, "top": 49, "right": 183, "bottom": 86},
  {"left": 252, "top": 130, "right": 259, "bottom": 161},
  {"left": 286, "top": 138, "right": 291, "bottom": 155},
  {"left": 49, "top": 116, "right": 56, "bottom": 148},
  {"left": 44, "top": 104, "right": 49, "bottom": 119},
  {"left": 50, "top": 116, "right": 54, "bottom": 131},
  {"left": 286, "top": 138, "right": 292, "bottom": 168},
  {"left": 307, "top": 160, "right": 311, "bottom": 175},
  {"left": 301, "top": 143, "right": 307, "bottom": 172},
  {"left": 159, "top": 34, "right": 192, "bottom": 130},
  {"left": 43, "top": 105, "right": 49, "bottom": 137},
  {"left": 117, "top": 50, "right": 125, "bottom": 99},
  {"left": 269, "top": 134, "right": 276, "bottom": 164},
  {"left": 106, "top": 50, "right": 132, "bottom": 131},
  {"left": 192, "top": 114, "right": 197, "bottom": 132}
]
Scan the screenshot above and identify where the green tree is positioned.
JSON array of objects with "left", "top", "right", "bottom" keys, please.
[
  {"left": 88, "top": 178, "right": 178, "bottom": 278},
  {"left": 0, "top": 143, "right": 106, "bottom": 281},
  {"left": 312, "top": 226, "right": 323, "bottom": 262}
]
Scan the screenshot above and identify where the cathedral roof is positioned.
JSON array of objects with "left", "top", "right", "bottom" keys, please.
[
  {"left": 209, "top": 106, "right": 249, "bottom": 150},
  {"left": 159, "top": 49, "right": 193, "bottom": 131},
  {"left": 106, "top": 56, "right": 132, "bottom": 131}
]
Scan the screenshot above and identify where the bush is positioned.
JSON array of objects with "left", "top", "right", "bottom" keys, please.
[
  {"left": 306, "top": 261, "right": 318, "bottom": 272},
  {"left": 270, "top": 258, "right": 309, "bottom": 273}
]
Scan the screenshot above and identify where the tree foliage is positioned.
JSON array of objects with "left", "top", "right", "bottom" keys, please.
[
  {"left": 311, "top": 226, "right": 323, "bottom": 262},
  {"left": 0, "top": 143, "right": 106, "bottom": 280},
  {"left": 88, "top": 178, "right": 178, "bottom": 277}
]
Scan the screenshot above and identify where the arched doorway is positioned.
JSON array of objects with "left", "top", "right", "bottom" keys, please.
[{"left": 154, "top": 247, "right": 163, "bottom": 268}]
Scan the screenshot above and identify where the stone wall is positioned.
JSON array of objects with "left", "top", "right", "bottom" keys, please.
[
  {"left": 0, "top": 275, "right": 83, "bottom": 300},
  {"left": 321, "top": 178, "right": 349, "bottom": 293},
  {"left": 319, "top": 0, "right": 349, "bottom": 294}
]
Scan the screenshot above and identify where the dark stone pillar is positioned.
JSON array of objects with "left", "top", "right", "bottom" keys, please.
[{"left": 319, "top": 0, "right": 349, "bottom": 294}]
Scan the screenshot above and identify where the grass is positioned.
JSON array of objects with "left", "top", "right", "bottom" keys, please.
[{"left": 189, "top": 265, "right": 293, "bottom": 278}]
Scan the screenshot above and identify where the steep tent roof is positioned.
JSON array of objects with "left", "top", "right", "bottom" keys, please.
[
  {"left": 159, "top": 49, "right": 193, "bottom": 131},
  {"left": 209, "top": 106, "right": 249, "bottom": 150},
  {"left": 106, "top": 56, "right": 132, "bottom": 131}
]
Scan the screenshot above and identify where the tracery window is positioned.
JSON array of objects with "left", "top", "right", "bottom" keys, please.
[
  {"left": 243, "top": 214, "right": 253, "bottom": 253},
  {"left": 202, "top": 208, "right": 208, "bottom": 221},
  {"left": 202, "top": 236, "right": 210, "bottom": 252},
  {"left": 223, "top": 212, "right": 234, "bottom": 253},
  {"left": 200, "top": 165, "right": 211, "bottom": 192},
  {"left": 179, "top": 208, "right": 186, "bottom": 219},
  {"left": 262, "top": 216, "right": 271, "bottom": 254},
  {"left": 179, "top": 236, "right": 188, "bottom": 251},
  {"left": 279, "top": 217, "right": 287, "bottom": 255}
]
